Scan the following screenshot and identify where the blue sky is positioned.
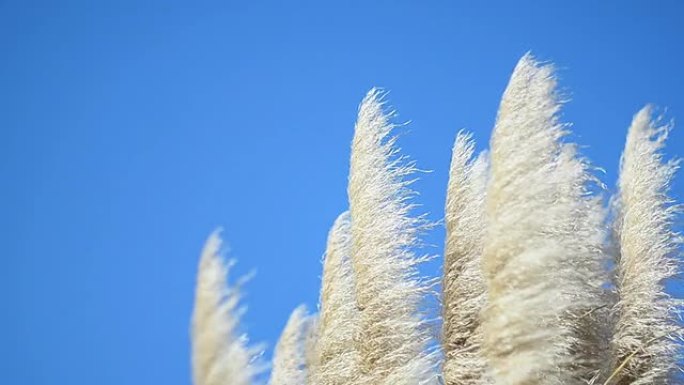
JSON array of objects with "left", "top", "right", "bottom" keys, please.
[{"left": 2, "top": 1, "right": 683, "bottom": 384}]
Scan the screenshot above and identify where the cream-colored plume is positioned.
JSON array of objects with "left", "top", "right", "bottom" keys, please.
[
  {"left": 269, "top": 305, "right": 316, "bottom": 385},
  {"left": 312, "top": 211, "right": 360, "bottom": 385},
  {"left": 191, "top": 230, "right": 261, "bottom": 385},
  {"left": 442, "top": 132, "right": 490, "bottom": 385},
  {"left": 610, "top": 106, "right": 682, "bottom": 384},
  {"left": 482, "top": 53, "right": 610, "bottom": 385},
  {"left": 347, "top": 89, "right": 436, "bottom": 385}
]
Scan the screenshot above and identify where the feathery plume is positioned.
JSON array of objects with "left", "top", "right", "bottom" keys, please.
[
  {"left": 348, "top": 89, "right": 435, "bottom": 385},
  {"left": 191, "top": 230, "right": 261, "bottom": 385},
  {"left": 610, "top": 106, "right": 682, "bottom": 384},
  {"left": 482, "top": 53, "right": 609, "bottom": 385},
  {"left": 554, "top": 144, "right": 613, "bottom": 384},
  {"left": 269, "top": 305, "right": 316, "bottom": 385},
  {"left": 312, "top": 211, "right": 360, "bottom": 385},
  {"left": 442, "top": 132, "right": 490, "bottom": 385}
]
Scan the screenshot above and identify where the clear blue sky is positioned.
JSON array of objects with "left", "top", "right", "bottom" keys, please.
[{"left": 2, "top": 1, "right": 683, "bottom": 384}]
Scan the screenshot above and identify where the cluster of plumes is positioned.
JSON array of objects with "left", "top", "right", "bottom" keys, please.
[{"left": 190, "top": 53, "right": 682, "bottom": 385}]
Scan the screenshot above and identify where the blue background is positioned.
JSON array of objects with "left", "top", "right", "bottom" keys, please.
[{"left": 2, "top": 1, "right": 683, "bottom": 384}]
